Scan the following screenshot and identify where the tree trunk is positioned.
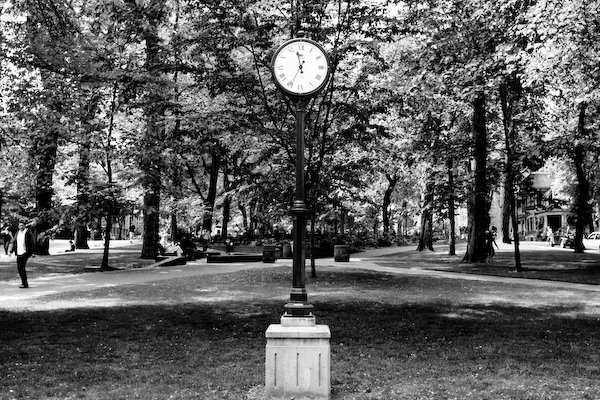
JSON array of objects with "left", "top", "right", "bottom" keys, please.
[
  {"left": 447, "top": 158, "right": 456, "bottom": 256},
  {"left": 170, "top": 214, "right": 178, "bottom": 242},
  {"left": 101, "top": 208, "right": 113, "bottom": 270},
  {"left": 202, "top": 151, "right": 221, "bottom": 233},
  {"left": 501, "top": 190, "right": 511, "bottom": 243},
  {"left": 169, "top": 154, "right": 180, "bottom": 242},
  {"left": 499, "top": 78, "right": 522, "bottom": 271},
  {"left": 248, "top": 199, "right": 257, "bottom": 235},
  {"left": 75, "top": 91, "right": 100, "bottom": 250},
  {"left": 101, "top": 80, "right": 120, "bottom": 269},
  {"left": 417, "top": 180, "right": 434, "bottom": 251},
  {"left": 141, "top": 190, "right": 160, "bottom": 258},
  {"left": 239, "top": 203, "right": 248, "bottom": 232},
  {"left": 139, "top": 2, "right": 166, "bottom": 259},
  {"left": 573, "top": 102, "right": 590, "bottom": 253},
  {"left": 508, "top": 185, "right": 522, "bottom": 271},
  {"left": 310, "top": 213, "right": 317, "bottom": 279},
  {"left": 170, "top": 2, "right": 182, "bottom": 244},
  {"left": 222, "top": 195, "right": 231, "bottom": 238},
  {"left": 33, "top": 122, "right": 59, "bottom": 255},
  {"left": 463, "top": 91, "right": 489, "bottom": 263},
  {"left": 221, "top": 161, "right": 231, "bottom": 238},
  {"left": 382, "top": 174, "right": 398, "bottom": 235}
]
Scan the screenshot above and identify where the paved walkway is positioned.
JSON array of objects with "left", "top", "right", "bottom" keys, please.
[{"left": 2, "top": 242, "right": 600, "bottom": 310}]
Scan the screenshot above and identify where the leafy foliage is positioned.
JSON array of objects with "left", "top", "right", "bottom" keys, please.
[{"left": 1, "top": 0, "right": 598, "bottom": 259}]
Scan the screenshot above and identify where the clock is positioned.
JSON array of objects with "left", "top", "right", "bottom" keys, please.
[{"left": 272, "top": 38, "right": 330, "bottom": 97}]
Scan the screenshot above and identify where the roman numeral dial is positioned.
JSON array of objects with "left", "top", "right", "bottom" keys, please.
[{"left": 272, "top": 38, "right": 330, "bottom": 97}]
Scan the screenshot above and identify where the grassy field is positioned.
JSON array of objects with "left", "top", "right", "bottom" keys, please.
[
  {"left": 375, "top": 242, "right": 600, "bottom": 285},
  {"left": 2, "top": 260, "right": 600, "bottom": 400}
]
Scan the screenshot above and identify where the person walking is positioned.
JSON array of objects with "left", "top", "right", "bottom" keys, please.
[
  {"left": 129, "top": 225, "right": 136, "bottom": 243},
  {"left": 486, "top": 226, "right": 499, "bottom": 265},
  {"left": 13, "top": 221, "right": 34, "bottom": 288},
  {"left": 201, "top": 228, "right": 211, "bottom": 252},
  {"left": 1, "top": 225, "right": 13, "bottom": 255}
]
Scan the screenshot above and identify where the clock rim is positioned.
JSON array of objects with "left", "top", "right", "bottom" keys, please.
[{"left": 271, "top": 37, "right": 331, "bottom": 98}]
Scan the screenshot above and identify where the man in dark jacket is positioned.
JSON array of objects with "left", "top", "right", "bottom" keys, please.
[{"left": 13, "top": 221, "right": 34, "bottom": 288}]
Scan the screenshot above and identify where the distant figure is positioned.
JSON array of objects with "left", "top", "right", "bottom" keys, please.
[
  {"left": 486, "top": 226, "right": 499, "bottom": 264},
  {"left": 225, "top": 238, "right": 234, "bottom": 253},
  {"left": 179, "top": 235, "right": 197, "bottom": 260},
  {"left": 1, "top": 225, "right": 13, "bottom": 256},
  {"left": 157, "top": 241, "right": 166, "bottom": 256},
  {"left": 65, "top": 240, "right": 76, "bottom": 252},
  {"left": 159, "top": 234, "right": 170, "bottom": 249},
  {"left": 12, "top": 221, "right": 34, "bottom": 288},
  {"left": 202, "top": 229, "right": 211, "bottom": 252},
  {"left": 129, "top": 225, "right": 136, "bottom": 243},
  {"left": 547, "top": 226, "right": 553, "bottom": 243},
  {"left": 491, "top": 226, "right": 498, "bottom": 248},
  {"left": 158, "top": 233, "right": 171, "bottom": 256}
]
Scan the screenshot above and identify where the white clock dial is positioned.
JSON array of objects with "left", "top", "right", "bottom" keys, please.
[{"left": 272, "top": 39, "right": 330, "bottom": 96}]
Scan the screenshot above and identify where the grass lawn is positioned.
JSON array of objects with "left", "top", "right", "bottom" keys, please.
[
  {"left": 2, "top": 263, "right": 600, "bottom": 399},
  {"left": 381, "top": 242, "right": 600, "bottom": 285}
]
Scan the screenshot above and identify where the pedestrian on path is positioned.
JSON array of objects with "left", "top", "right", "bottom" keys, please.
[
  {"left": 486, "top": 226, "right": 499, "bottom": 265},
  {"left": 129, "top": 225, "right": 136, "bottom": 243},
  {"left": 12, "top": 221, "right": 34, "bottom": 288},
  {"left": 1, "top": 225, "right": 13, "bottom": 255}
]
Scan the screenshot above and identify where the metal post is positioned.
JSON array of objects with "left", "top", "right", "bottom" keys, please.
[{"left": 284, "top": 98, "right": 313, "bottom": 318}]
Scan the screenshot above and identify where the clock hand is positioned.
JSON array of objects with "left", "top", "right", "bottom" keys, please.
[
  {"left": 296, "top": 52, "right": 305, "bottom": 72},
  {"left": 290, "top": 67, "right": 301, "bottom": 83}
]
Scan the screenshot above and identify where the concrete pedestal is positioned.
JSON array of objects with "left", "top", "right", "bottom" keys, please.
[{"left": 265, "top": 316, "right": 331, "bottom": 399}]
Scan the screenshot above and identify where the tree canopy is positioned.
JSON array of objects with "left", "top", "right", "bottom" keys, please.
[{"left": 1, "top": 0, "right": 598, "bottom": 263}]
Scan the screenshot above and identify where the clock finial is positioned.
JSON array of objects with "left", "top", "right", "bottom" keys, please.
[{"left": 296, "top": 30, "right": 306, "bottom": 38}]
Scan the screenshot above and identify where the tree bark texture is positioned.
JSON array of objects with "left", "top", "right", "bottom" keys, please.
[
  {"left": 573, "top": 102, "right": 590, "bottom": 253},
  {"left": 221, "top": 161, "right": 231, "bottom": 238},
  {"left": 222, "top": 195, "right": 231, "bottom": 238},
  {"left": 463, "top": 91, "right": 489, "bottom": 263},
  {"left": 310, "top": 213, "right": 317, "bottom": 279},
  {"left": 139, "top": 0, "right": 167, "bottom": 259},
  {"left": 239, "top": 203, "right": 248, "bottom": 232},
  {"left": 383, "top": 174, "right": 398, "bottom": 235},
  {"left": 447, "top": 158, "right": 456, "bottom": 256},
  {"left": 202, "top": 150, "right": 221, "bottom": 233},
  {"left": 101, "top": 207, "right": 114, "bottom": 269},
  {"left": 417, "top": 180, "right": 434, "bottom": 251},
  {"left": 499, "top": 78, "right": 522, "bottom": 271},
  {"left": 75, "top": 92, "right": 100, "bottom": 250},
  {"left": 33, "top": 121, "right": 59, "bottom": 255}
]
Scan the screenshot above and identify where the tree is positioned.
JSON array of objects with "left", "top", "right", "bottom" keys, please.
[{"left": 499, "top": 76, "right": 522, "bottom": 270}]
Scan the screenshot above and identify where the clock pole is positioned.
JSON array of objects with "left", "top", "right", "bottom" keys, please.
[
  {"left": 265, "top": 35, "right": 331, "bottom": 400},
  {"left": 284, "top": 97, "right": 313, "bottom": 318}
]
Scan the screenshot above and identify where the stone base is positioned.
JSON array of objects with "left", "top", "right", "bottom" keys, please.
[{"left": 265, "top": 316, "right": 331, "bottom": 399}]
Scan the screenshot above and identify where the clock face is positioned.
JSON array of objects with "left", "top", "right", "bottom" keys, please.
[{"left": 272, "top": 38, "right": 330, "bottom": 97}]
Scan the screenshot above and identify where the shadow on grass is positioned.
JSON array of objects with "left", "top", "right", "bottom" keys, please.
[{"left": 2, "top": 269, "right": 600, "bottom": 399}]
